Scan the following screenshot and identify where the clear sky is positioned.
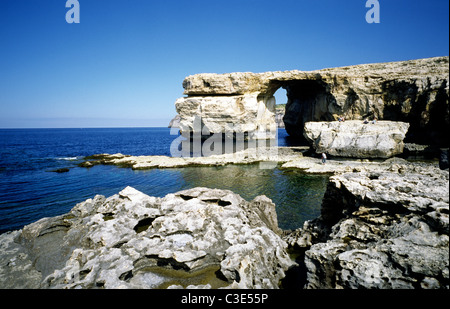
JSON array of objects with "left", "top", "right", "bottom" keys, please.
[{"left": 0, "top": 0, "right": 448, "bottom": 128}]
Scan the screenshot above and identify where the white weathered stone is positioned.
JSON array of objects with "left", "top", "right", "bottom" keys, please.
[
  {"left": 175, "top": 57, "right": 448, "bottom": 145},
  {"left": 175, "top": 94, "right": 277, "bottom": 139},
  {"left": 284, "top": 163, "right": 449, "bottom": 289},
  {"left": 303, "top": 120, "right": 410, "bottom": 158},
  {"left": 0, "top": 187, "right": 293, "bottom": 289}
]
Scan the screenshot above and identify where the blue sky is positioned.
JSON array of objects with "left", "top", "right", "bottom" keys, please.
[{"left": 0, "top": 0, "right": 448, "bottom": 128}]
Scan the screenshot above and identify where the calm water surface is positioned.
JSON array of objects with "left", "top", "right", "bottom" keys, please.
[{"left": 0, "top": 128, "right": 328, "bottom": 233}]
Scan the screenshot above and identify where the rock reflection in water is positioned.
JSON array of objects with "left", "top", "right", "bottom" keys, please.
[{"left": 170, "top": 164, "right": 328, "bottom": 231}]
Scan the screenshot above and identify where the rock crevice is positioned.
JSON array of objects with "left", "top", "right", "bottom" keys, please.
[{"left": 283, "top": 163, "right": 449, "bottom": 289}]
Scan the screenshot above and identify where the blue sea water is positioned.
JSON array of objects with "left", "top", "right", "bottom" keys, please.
[{"left": 0, "top": 128, "right": 328, "bottom": 234}]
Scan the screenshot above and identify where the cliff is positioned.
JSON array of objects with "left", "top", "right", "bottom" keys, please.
[
  {"left": 284, "top": 162, "right": 449, "bottom": 289},
  {"left": 175, "top": 56, "right": 449, "bottom": 146}
]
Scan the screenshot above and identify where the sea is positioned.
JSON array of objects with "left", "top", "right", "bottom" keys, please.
[{"left": 0, "top": 127, "right": 328, "bottom": 234}]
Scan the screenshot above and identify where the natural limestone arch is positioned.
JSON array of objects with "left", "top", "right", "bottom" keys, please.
[
  {"left": 258, "top": 79, "right": 339, "bottom": 139},
  {"left": 175, "top": 56, "right": 449, "bottom": 146}
]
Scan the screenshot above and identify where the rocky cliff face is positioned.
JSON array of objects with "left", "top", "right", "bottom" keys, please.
[
  {"left": 284, "top": 163, "right": 449, "bottom": 289},
  {"left": 175, "top": 56, "right": 449, "bottom": 146},
  {"left": 275, "top": 106, "right": 285, "bottom": 128}
]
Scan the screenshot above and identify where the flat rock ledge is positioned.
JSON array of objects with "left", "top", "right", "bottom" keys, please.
[
  {"left": 78, "top": 147, "right": 447, "bottom": 176},
  {"left": 78, "top": 147, "right": 303, "bottom": 170},
  {"left": 283, "top": 163, "right": 449, "bottom": 289},
  {"left": 0, "top": 187, "right": 293, "bottom": 289}
]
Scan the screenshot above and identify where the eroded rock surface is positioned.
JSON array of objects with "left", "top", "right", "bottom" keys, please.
[
  {"left": 176, "top": 56, "right": 449, "bottom": 146},
  {"left": 303, "top": 120, "right": 410, "bottom": 158},
  {"left": 0, "top": 187, "right": 293, "bottom": 289},
  {"left": 77, "top": 147, "right": 301, "bottom": 170},
  {"left": 284, "top": 163, "right": 449, "bottom": 289}
]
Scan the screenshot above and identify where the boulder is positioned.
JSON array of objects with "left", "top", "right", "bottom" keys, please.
[
  {"left": 0, "top": 187, "right": 293, "bottom": 289},
  {"left": 303, "top": 120, "right": 410, "bottom": 158},
  {"left": 284, "top": 163, "right": 449, "bottom": 289}
]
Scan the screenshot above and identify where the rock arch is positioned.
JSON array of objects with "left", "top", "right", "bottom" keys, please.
[
  {"left": 276, "top": 80, "right": 336, "bottom": 138},
  {"left": 175, "top": 56, "right": 449, "bottom": 146}
]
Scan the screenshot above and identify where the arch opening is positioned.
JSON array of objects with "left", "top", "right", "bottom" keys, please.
[
  {"left": 264, "top": 80, "right": 336, "bottom": 142},
  {"left": 273, "top": 87, "right": 288, "bottom": 129}
]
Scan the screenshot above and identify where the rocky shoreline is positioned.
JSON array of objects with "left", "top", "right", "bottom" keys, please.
[
  {"left": 76, "top": 145, "right": 446, "bottom": 175},
  {"left": 1, "top": 55, "right": 448, "bottom": 289},
  {"left": 1, "top": 144, "right": 448, "bottom": 289},
  {"left": 283, "top": 162, "right": 449, "bottom": 289},
  {"left": 0, "top": 186, "right": 293, "bottom": 289}
]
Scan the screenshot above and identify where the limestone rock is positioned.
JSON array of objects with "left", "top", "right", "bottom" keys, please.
[
  {"left": 175, "top": 94, "right": 277, "bottom": 139},
  {"left": 275, "top": 106, "right": 285, "bottom": 128},
  {"left": 303, "top": 120, "right": 410, "bottom": 158},
  {"left": 175, "top": 56, "right": 448, "bottom": 146},
  {"left": 78, "top": 147, "right": 300, "bottom": 170},
  {"left": 284, "top": 163, "right": 449, "bottom": 289},
  {"left": 168, "top": 114, "right": 180, "bottom": 128},
  {"left": 0, "top": 187, "right": 293, "bottom": 289}
]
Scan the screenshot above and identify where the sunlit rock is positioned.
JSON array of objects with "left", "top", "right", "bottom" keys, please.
[
  {"left": 175, "top": 57, "right": 448, "bottom": 146},
  {"left": 303, "top": 120, "right": 410, "bottom": 158}
]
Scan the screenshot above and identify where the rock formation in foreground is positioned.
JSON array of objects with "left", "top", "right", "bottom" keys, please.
[
  {"left": 175, "top": 56, "right": 448, "bottom": 146},
  {"left": 284, "top": 163, "right": 449, "bottom": 289},
  {"left": 1, "top": 159, "right": 448, "bottom": 289},
  {"left": 0, "top": 187, "right": 293, "bottom": 289},
  {"left": 303, "top": 120, "right": 410, "bottom": 158}
]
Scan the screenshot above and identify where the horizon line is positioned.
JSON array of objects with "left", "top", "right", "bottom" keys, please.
[{"left": 0, "top": 125, "right": 173, "bottom": 130}]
